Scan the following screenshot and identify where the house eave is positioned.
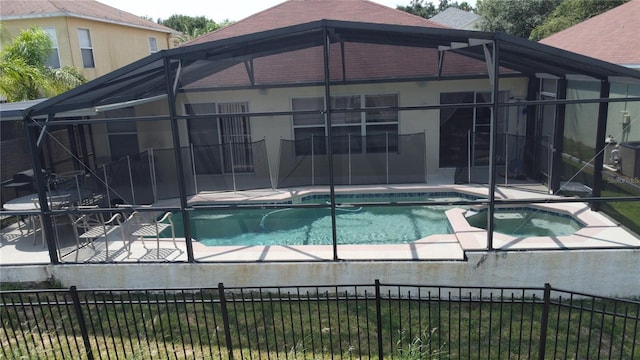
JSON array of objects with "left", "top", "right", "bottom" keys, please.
[{"left": 0, "top": 12, "right": 177, "bottom": 34}]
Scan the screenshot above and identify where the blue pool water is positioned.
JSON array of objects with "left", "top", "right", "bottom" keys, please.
[
  {"left": 164, "top": 193, "right": 585, "bottom": 245},
  {"left": 167, "top": 192, "right": 481, "bottom": 246},
  {"left": 465, "top": 208, "right": 585, "bottom": 237},
  {"left": 174, "top": 205, "right": 455, "bottom": 246}
]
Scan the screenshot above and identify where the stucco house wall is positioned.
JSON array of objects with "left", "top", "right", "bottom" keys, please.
[
  {"left": 3, "top": 18, "right": 173, "bottom": 80},
  {"left": 86, "top": 77, "right": 530, "bottom": 184}
]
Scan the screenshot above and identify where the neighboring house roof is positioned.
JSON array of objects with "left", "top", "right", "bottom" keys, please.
[
  {"left": 189, "top": 0, "right": 446, "bottom": 45},
  {"left": 539, "top": 0, "right": 640, "bottom": 68},
  {"left": 429, "top": 7, "right": 482, "bottom": 30},
  {"left": 0, "top": 0, "right": 176, "bottom": 34}
]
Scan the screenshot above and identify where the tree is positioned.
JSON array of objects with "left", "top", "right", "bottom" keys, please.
[
  {"left": 159, "top": 15, "right": 232, "bottom": 44},
  {"left": 397, "top": 0, "right": 438, "bottom": 18},
  {"left": 397, "top": 0, "right": 475, "bottom": 19},
  {"left": 476, "top": 0, "right": 562, "bottom": 39},
  {"left": 160, "top": 14, "right": 210, "bottom": 33},
  {"left": 529, "top": 0, "right": 629, "bottom": 40},
  {"left": 0, "top": 27, "right": 85, "bottom": 102}
]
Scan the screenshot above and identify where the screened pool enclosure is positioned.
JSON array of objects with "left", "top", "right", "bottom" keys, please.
[{"left": 2, "top": 20, "right": 640, "bottom": 264}]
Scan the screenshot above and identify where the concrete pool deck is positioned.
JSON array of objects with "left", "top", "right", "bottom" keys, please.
[{"left": 1, "top": 183, "right": 639, "bottom": 266}]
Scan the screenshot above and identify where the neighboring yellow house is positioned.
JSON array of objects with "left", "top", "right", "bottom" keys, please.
[{"left": 0, "top": 0, "right": 177, "bottom": 80}]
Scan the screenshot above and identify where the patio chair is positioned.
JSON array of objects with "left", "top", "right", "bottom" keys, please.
[
  {"left": 68, "top": 208, "right": 129, "bottom": 260},
  {"left": 128, "top": 211, "right": 176, "bottom": 258},
  {"left": 29, "top": 193, "right": 71, "bottom": 246},
  {"left": 26, "top": 214, "right": 44, "bottom": 246}
]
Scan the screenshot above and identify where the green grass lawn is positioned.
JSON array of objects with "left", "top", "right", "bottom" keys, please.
[
  {"left": 2, "top": 288, "right": 638, "bottom": 359},
  {"left": 560, "top": 139, "right": 640, "bottom": 236}
]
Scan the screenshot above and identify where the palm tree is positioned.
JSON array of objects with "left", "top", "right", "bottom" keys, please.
[{"left": 0, "top": 26, "right": 85, "bottom": 102}]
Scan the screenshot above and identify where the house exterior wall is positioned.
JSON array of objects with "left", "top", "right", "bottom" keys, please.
[
  {"left": 565, "top": 80, "right": 640, "bottom": 148},
  {"left": 86, "top": 77, "right": 530, "bottom": 183},
  {"left": 3, "top": 17, "right": 172, "bottom": 80},
  {"left": 608, "top": 82, "right": 640, "bottom": 143}
]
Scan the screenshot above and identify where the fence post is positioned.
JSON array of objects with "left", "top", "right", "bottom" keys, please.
[
  {"left": 69, "top": 286, "right": 94, "bottom": 360},
  {"left": 149, "top": 148, "right": 158, "bottom": 203},
  {"left": 127, "top": 155, "right": 136, "bottom": 205},
  {"left": 190, "top": 144, "right": 198, "bottom": 194},
  {"left": 103, "top": 165, "right": 111, "bottom": 207},
  {"left": 348, "top": 134, "right": 352, "bottom": 185},
  {"left": 74, "top": 173, "right": 82, "bottom": 207},
  {"left": 265, "top": 137, "right": 275, "bottom": 189},
  {"left": 311, "top": 135, "right": 315, "bottom": 186},
  {"left": 505, "top": 133, "right": 509, "bottom": 186},
  {"left": 467, "top": 129, "right": 472, "bottom": 183},
  {"left": 385, "top": 132, "right": 389, "bottom": 184},
  {"left": 218, "top": 282, "right": 234, "bottom": 360},
  {"left": 538, "top": 283, "right": 552, "bottom": 360},
  {"left": 230, "top": 144, "right": 237, "bottom": 192},
  {"left": 375, "top": 279, "right": 384, "bottom": 359}
]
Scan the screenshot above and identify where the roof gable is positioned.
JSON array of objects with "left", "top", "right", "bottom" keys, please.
[
  {"left": 539, "top": 0, "right": 640, "bottom": 67},
  {"left": 0, "top": 0, "right": 175, "bottom": 33},
  {"left": 188, "top": 0, "right": 446, "bottom": 45}
]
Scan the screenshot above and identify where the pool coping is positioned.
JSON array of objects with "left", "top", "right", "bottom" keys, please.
[
  {"left": 187, "top": 184, "right": 494, "bottom": 206},
  {"left": 445, "top": 201, "right": 639, "bottom": 251}
]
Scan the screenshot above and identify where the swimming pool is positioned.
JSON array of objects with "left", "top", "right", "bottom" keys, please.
[
  {"left": 172, "top": 193, "right": 587, "bottom": 245},
  {"left": 173, "top": 205, "right": 455, "bottom": 246},
  {"left": 464, "top": 208, "right": 585, "bottom": 237},
  {"left": 170, "top": 192, "right": 481, "bottom": 246}
]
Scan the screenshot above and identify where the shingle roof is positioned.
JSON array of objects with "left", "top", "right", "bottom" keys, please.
[
  {"left": 22, "top": 20, "right": 640, "bottom": 117},
  {"left": 539, "top": 0, "right": 640, "bottom": 67},
  {"left": 188, "top": 0, "right": 446, "bottom": 45},
  {"left": 429, "top": 7, "right": 481, "bottom": 30},
  {"left": 0, "top": 0, "right": 175, "bottom": 33}
]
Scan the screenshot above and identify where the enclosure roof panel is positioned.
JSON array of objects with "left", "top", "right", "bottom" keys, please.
[{"left": 21, "top": 20, "right": 640, "bottom": 118}]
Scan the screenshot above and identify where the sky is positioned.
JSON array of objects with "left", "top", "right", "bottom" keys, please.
[{"left": 97, "top": 0, "right": 470, "bottom": 23}]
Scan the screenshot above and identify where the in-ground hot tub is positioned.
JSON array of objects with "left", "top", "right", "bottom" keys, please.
[
  {"left": 619, "top": 141, "right": 640, "bottom": 178},
  {"left": 464, "top": 207, "right": 585, "bottom": 237}
]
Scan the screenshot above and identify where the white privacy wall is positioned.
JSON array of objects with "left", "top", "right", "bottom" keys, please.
[{"left": 2, "top": 249, "right": 638, "bottom": 298}]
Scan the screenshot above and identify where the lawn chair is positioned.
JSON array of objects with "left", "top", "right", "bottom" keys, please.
[
  {"left": 128, "top": 211, "right": 176, "bottom": 258},
  {"left": 68, "top": 208, "right": 129, "bottom": 260},
  {"left": 30, "top": 193, "right": 71, "bottom": 246}
]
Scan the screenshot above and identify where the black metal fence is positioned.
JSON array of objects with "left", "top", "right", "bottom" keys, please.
[{"left": 1, "top": 282, "right": 638, "bottom": 359}]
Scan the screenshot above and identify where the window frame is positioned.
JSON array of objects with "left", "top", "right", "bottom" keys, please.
[
  {"left": 149, "top": 37, "right": 158, "bottom": 54},
  {"left": 291, "top": 93, "right": 399, "bottom": 155},
  {"left": 42, "top": 26, "right": 61, "bottom": 69},
  {"left": 77, "top": 28, "right": 95, "bottom": 68},
  {"left": 185, "top": 102, "right": 254, "bottom": 174}
]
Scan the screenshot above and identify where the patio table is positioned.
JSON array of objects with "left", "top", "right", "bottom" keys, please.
[
  {"left": 2, "top": 189, "right": 93, "bottom": 247},
  {"left": 3, "top": 189, "right": 91, "bottom": 211}
]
